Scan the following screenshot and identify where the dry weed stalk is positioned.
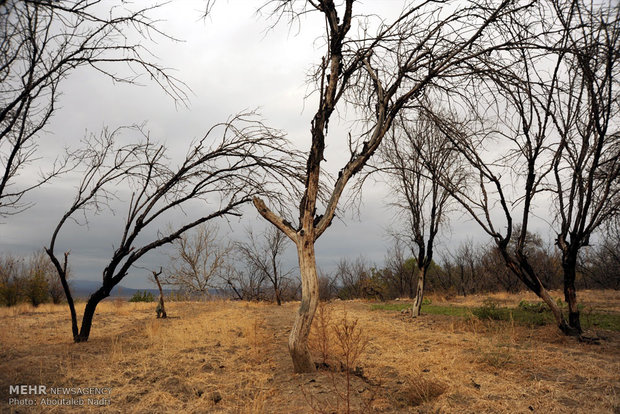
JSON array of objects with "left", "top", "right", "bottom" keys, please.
[
  {"left": 309, "top": 301, "right": 333, "bottom": 367},
  {"left": 304, "top": 304, "right": 372, "bottom": 414},
  {"left": 333, "top": 308, "right": 369, "bottom": 414}
]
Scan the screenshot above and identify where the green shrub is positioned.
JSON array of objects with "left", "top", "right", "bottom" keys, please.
[
  {"left": 129, "top": 291, "right": 155, "bottom": 302},
  {"left": 518, "top": 300, "right": 547, "bottom": 313},
  {"left": 473, "top": 298, "right": 506, "bottom": 321}
]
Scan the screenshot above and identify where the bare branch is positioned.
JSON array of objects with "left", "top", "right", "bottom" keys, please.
[
  {"left": 0, "top": 0, "right": 189, "bottom": 216},
  {"left": 46, "top": 113, "right": 303, "bottom": 342}
]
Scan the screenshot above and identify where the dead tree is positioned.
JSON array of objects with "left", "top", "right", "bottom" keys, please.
[
  {"left": 235, "top": 226, "right": 294, "bottom": 305},
  {"left": 162, "top": 223, "right": 232, "bottom": 297},
  {"left": 0, "top": 0, "right": 185, "bottom": 217},
  {"left": 429, "top": 0, "right": 618, "bottom": 336},
  {"left": 549, "top": 0, "right": 620, "bottom": 334},
  {"left": 219, "top": 265, "right": 268, "bottom": 302},
  {"left": 426, "top": 100, "right": 574, "bottom": 331},
  {"left": 46, "top": 114, "right": 302, "bottom": 342},
  {"left": 151, "top": 268, "right": 167, "bottom": 318},
  {"left": 254, "top": 0, "right": 522, "bottom": 372},
  {"left": 377, "top": 113, "right": 463, "bottom": 317},
  {"left": 579, "top": 219, "right": 620, "bottom": 289},
  {"left": 382, "top": 240, "right": 417, "bottom": 299},
  {"left": 335, "top": 257, "right": 373, "bottom": 300}
]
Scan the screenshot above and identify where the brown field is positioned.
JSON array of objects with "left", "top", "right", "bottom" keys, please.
[{"left": 1, "top": 290, "right": 619, "bottom": 413}]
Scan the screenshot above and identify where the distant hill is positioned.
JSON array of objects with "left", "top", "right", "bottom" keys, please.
[
  {"left": 68, "top": 279, "right": 226, "bottom": 299},
  {"left": 69, "top": 279, "right": 172, "bottom": 299}
]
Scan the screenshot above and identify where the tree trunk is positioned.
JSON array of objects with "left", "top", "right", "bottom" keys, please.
[
  {"left": 275, "top": 288, "right": 282, "bottom": 306},
  {"left": 536, "top": 284, "right": 579, "bottom": 335},
  {"left": 459, "top": 266, "right": 466, "bottom": 296},
  {"left": 411, "top": 267, "right": 426, "bottom": 317},
  {"left": 562, "top": 252, "right": 582, "bottom": 334},
  {"left": 153, "top": 271, "right": 167, "bottom": 318},
  {"left": 289, "top": 237, "right": 319, "bottom": 373},
  {"left": 75, "top": 288, "right": 108, "bottom": 342},
  {"left": 45, "top": 251, "right": 79, "bottom": 339}
]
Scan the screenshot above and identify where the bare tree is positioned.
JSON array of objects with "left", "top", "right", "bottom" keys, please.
[
  {"left": 1, "top": 250, "right": 67, "bottom": 305},
  {"left": 45, "top": 114, "right": 302, "bottom": 342},
  {"left": 162, "top": 223, "right": 232, "bottom": 297},
  {"left": 579, "top": 220, "right": 620, "bottom": 289},
  {"left": 430, "top": 0, "right": 618, "bottom": 336},
  {"left": 382, "top": 240, "right": 416, "bottom": 299},
  {"left": 417, "top": 3, "right": 563, "bottom": 333},
  {"left": 317, "top": 268, "right": 337, "bottom": 301},
  {"left": 236, "top": 226, "right": 294, "bottom": 305},
  {"left": 431, "top": 254, "right": 459, "bottom": 294},
  {"left": 253, "top": 0, "right": 520, "bottom": 372},
  {"left": 150, "top": 268, "right": 167, "bottom": 318},
  {"left": 430, "top": 97, "right": 575, "bottom": 328},
  {"left": 0, "top": 253, "right": 24, "bottom": 306},
  {"left": 29, "top": 249, "right": 65, "bottom": 304},
  {"left": 449, "top": 240, "right": 477, "bottom": 297},
  {"left": 334, "top": 257, "right": 377, "bottom": 300},
  {"left": 549, "top": 0, "right": 620, "bottom": 334},
  {"left": 0, "top": 0, "right": 185, "bottom": 217},
  {"left": 220, "top": 265, "right": 268, "bottom": 302},
  {"left": 476, "top": 244, "right": 522, "bottom": 293},
  {"left": 378, "top": 113, "right": 463, "bottom": 316}
]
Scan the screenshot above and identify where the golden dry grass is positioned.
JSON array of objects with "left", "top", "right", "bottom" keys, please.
[
  {"left": 427, "top": 289, "right": 620, "bottom": 313},
  {"left": 1, "top": 291, "right": 619, "bottom": 413}
]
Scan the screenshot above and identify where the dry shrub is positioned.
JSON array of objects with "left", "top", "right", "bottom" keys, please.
[
  {"left": 309, "top": 301, "right": 334, "bottom": 366},
  {"left": 451, "top": 313, "right": 488, "bottom": 335},
  {"left": 335, "top": 307, "right": 371, "bottom": 413},
  {"left": 109, "top": 334, "right": 124, "bottom": 362},
  {"left": 333, "top": 308, "right": 369, "bottom": 372},
  {"left": 304, "top": 304, "right": 372, "bottom": 414},
  {"left": 333, "top": 308, "right": 370, "bottom": 414},
  {"left": 426, "top": 292, "right": 450, "bottom": 303}
]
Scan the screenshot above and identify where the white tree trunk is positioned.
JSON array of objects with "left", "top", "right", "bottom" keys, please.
[
  {"left": 411, "top": 267, "right": 425, "bottom": 317},
  {"left": 289, "top": 236, "right": 319, "bottom": 373}
]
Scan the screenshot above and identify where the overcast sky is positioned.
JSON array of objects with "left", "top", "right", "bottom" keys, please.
[{"left": 0, "top": 0, "right": 552, "bottom": 289}]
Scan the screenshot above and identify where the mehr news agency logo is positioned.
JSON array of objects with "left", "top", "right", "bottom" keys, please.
[{"left": 8, "top": 385, "right": 112, "bottom": 407}]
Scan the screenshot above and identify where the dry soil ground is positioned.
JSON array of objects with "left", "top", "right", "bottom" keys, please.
[{"left": 1, "top": 290, "right": 619, "bottom": 413}]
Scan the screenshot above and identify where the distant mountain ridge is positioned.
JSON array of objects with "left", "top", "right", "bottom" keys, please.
[
  {"left": 68, "top": 279, "right": 224, "bottom": 299},
  {"left": 69, "top": 279, "right": 171, "bottom": 299}
]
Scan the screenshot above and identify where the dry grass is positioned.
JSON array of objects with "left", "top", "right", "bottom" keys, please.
[
  {"left": 427, "top": 289, "right": 620, "bottom": 313},
  {"left": 1, "top": 291, "right": 619, "bottom": 413}
]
